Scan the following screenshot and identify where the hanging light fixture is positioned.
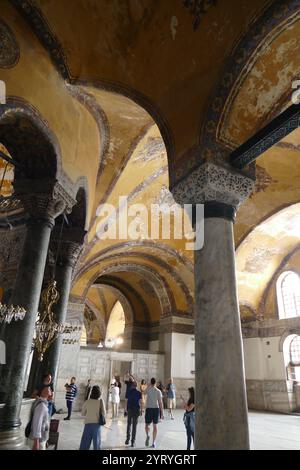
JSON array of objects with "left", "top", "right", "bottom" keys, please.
[
  {"left": 33, "top": 215, "right": 80, "bottom": 360},
  {"left": 34, "top": 279, "right": 65, "bottom": 361},
  {"left": 0, "top": 149, "right": 27, "bottom": 324}
]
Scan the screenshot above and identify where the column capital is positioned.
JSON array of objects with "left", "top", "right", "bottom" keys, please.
[
  {"left": 51, "top": 227, "right": 86, "bottom": 268},
  {"left": 170, "top": 162, "right": 254, "bottom": 210},
  {"left": 13, "top": 179, "right": 77, "bottom": 226}
]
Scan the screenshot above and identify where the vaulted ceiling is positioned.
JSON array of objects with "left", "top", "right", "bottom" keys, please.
[{"left": 2, "top": 0, "right": 300, "bottom": 325}]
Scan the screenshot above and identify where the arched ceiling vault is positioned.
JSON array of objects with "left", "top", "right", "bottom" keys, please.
[
  {"left": 237, "top": 203, "right": 300, "bottom": 320},
  {"left": 10, "top": 0, "right": 288, "bottom": 184}
]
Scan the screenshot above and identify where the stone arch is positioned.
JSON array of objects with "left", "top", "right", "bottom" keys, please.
[
  {"left": 0, "top": 97, "right": 62, "bottom": 180},
  {"left": 279, "top": 329, "right": 300, "bottom": 353},
  {"left": 201, "top": 1, "right": 300, "bottom": 153},
  {"left": 73, "top": 176, "right": 89, "bottom": 231}
]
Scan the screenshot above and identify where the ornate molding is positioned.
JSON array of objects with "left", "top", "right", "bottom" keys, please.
[
  {"left": 66, "top": 84, "right": 110, "bottom": 184},
  {"left": 0, "top": 19, "right": 20, "bottom": 68},
  {"left": 13, "top": 179, "right": 76, "bottom": 224},
  {"left": 183, "top": 0, "right": 217, "bottom": 31},
  {"left": 51, "top": 240, "right": 83, "bottom": 269},
  {"left": 230, "top": 103, "right": 300, "bottom": 169},
  {"left": 10, "top": 0, "right": 70, "bottom": 78},
  {"left": 171, "top": 161, "right": 254, "bottom": 209}
]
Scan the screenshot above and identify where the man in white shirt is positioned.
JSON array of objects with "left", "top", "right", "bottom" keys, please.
[
  {"left": 145, "top": 377, "right": 164, "bottom": 448},
  {"left": 30, "top": 386, "right": 51, "bottom": 450}
]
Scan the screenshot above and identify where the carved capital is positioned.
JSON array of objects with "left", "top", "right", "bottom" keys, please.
[
  {"left": 171, "top": 162, "right": 254, "bottom": 209},
  {"left": 50, "top": 227, "right": 86, "bottom": 268},
  {"left": 13, "top": 179, "right": 76, "bottom": 224},
  {"left": 57, "top": 240, "right": 84, "bottom": 268}
]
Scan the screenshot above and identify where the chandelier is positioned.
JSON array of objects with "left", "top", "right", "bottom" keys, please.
[
  {"left": 34, "top": 279, "right": 65, "bottom": 361},
  {"left": 0, "top": 150, "right": 27, "bottom": 324},
  {"left": 0, "top": 303, "right": 26, "bottom": 324}
]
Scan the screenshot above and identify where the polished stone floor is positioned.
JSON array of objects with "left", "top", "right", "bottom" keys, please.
[{"left": 51, "top": 408, "right": 300, "bottom": 450}]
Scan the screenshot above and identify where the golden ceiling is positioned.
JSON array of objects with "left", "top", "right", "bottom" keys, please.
[{"left": 2, "top": 0, "right": 300, "bottom": 327}]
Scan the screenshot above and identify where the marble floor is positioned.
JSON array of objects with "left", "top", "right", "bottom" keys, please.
[{"left": 50, "top": 409, "right": 300, "bottom": 450}]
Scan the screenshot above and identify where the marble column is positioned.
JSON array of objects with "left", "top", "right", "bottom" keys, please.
[
  {"left": 0, "top": 180, "right": 75, "bottom": 448},
  {"left": 40, "top": 236, "right": 83, "bottom": 386},
  {"left": 172, "top": 162, "right": 254, "bottom": 450}
]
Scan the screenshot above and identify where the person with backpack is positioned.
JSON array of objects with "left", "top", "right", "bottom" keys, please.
[
  {"left": 27, "top": 386, "right": 52, "bottom": 450},
  {"left": 32, "top": 373, "right": 55, "bottom": 417}
]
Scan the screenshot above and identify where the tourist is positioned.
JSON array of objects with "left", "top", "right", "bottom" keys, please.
[
  {"left": 125, "top": 381, "right": 142, "bottom": 447},
  {"left": 124, "top": 371, "right": 135, "bottom": 416},
  {"left": 156, "top": 380, "right": 165, "bottom": 420},
  {"left": 110, "top": 381, "right": 120, "bottom": 419},
  {"left": 79, "top": 385, "right": 106, "bottom": 450},
  {"left": 64, "top": 376, "right": 77, "bottom": 420},
  {"left": 32, "top": 373, "right": 55, "bottom": 417},
  {"left": 145, "top": 377, "right": 164, "bottom": 448},
  {"left": 85, "top": 379, "right": 92, "bottom": 401},
  {"left": 166, "top": 378, "right": 176, "bottom": 419},
  {"left": 140, "top": 379, "right": 147, "bottom": 414},
  {"left": 29, "top": 386, "right": 51, "bottom": 450},
  {"left": 180, "top": 387, "right": 195, "bottom": 451},
  {"left": 115, "top": 376, "right": 122, "bottom": 391}
]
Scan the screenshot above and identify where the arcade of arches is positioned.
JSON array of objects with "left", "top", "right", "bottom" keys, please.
[{"left": 2, "top": 0, "right": 300, "bottom": 450}]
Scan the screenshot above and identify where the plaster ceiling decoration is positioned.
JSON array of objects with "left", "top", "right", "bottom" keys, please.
[
  {"left": 132, "top": 137, "right": 165, "bottom": 164},
  {"left": 153, "top": 185, "right": 178, "bottom": 207},
  {"left": 250, "top": 165, "right": 276, "bottom": 197},
  {"left": 0, "top": 19, "right": 19, "bottom": 68},
  {"left": 237, "top": 203, "right": 300, "bottom": 318},
  {"left": 138, "top": 279, "right": 156, "bottom": 297},
  {"left": 244, "top": 247, "right": 280, "bottom": 274}
]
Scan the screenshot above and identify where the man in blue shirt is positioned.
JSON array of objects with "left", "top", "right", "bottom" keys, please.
[
  {"left": 125, "top": 381, "right": 142, "bottom": 447},
  {"left": 64, "top": 377, "right": 77, "bottom": 420}
]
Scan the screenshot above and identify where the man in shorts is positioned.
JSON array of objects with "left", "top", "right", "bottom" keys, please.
[{"left": 145, "top": 377, "right": 164, "bottom": 448}]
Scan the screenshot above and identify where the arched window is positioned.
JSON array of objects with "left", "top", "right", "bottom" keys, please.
[
  {"left": 283, "top": 334, "right": 300, "bottom": 381},
  {"left": 276, "top": 271, "right": 300, "bottom": 319},
  {"left": 290, "top": 336, "right": 300, "bottom": 366}
]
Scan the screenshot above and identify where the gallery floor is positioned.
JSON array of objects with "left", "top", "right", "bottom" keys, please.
[{"left": 50, "top": 409, "right": 300, "bottom": 450}]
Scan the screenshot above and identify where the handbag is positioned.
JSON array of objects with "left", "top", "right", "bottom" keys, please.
[
  {"left": 25, "top": 419, "right": 32, "bottom": 438},
  {"left": 99, "top": 399, "right": 106, "bottom": 426}
]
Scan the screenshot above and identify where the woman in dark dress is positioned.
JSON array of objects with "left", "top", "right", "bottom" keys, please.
[{"left": 180, "top": 387, "right": 195, "bottom": 450}]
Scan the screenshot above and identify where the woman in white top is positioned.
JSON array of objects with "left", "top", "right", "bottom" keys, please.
[
  {"left": 79, "top": 385, "right": 106, "bottom": 450},
  {"left": 110, "top": 383, "right": 120, "bottom": 419}
]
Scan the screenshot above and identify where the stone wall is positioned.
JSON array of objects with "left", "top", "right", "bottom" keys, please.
[
  {"left": 55, "top": 346, "right": 165, "bottom": 412},
  {"left": 242, "top": 318, "right": 300, "bottom": 413}
]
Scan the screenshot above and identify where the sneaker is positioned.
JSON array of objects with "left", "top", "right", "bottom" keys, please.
[
  {"left": 145, "top": 435, "right": 150, "bottom": 447},
  {"left": 131, "top": 441, "right": 135, "bottom": 447},
  {"left": 125, "top": 439, "right": 130, "bottom": 445},
  {"left": 152, "top": 442, "right": 156, "bottom": 448}
]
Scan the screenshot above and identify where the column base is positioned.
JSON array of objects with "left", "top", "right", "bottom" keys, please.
[{"left": 0, "top": 428, "right": 28, "bottom": 450}]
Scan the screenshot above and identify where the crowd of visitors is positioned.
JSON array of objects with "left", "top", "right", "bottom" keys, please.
[{"left": 27, "top": 373, "right": 195, "bottom": 451}]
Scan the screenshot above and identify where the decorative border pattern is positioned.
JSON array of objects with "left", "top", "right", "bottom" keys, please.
[
  {"left": 10, "top": 0, "right": 70, "bottom": 79},
  {"left": 183, "top": 0, "right": 218, "bottom": 31},
  {"left": 171, "top": 161, "right": 254, "bottom": 208},
  {"left": 66, "top": 84, "right": 110, "bottom": 184},
  {"left": 230, "top": 103, "right": 300, "bottom": 168},
  {"left": 9, "top": 0, "right": 176, "bottom": 178},
  {"left": 0, "top": 19, "right": 20, "bottom": 68}
]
